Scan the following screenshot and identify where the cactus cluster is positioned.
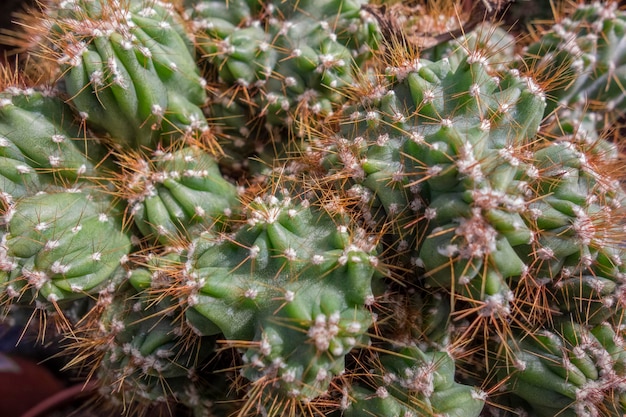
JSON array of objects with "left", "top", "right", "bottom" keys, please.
[
  {"left": 38, "top": 0, "right": 212, "bottom": 149},
  {"left": 1, "top": 0, "right": 626, "bottom": 417}
]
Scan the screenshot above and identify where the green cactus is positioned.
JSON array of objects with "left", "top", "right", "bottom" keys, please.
[
  {"left": 317, "top": 52, "right": 546, "bottom": 328},
  {"left": 523, "top": 137, "right": 626, "bottom": 326},
  {"left": 0, "top": 87, "right": 105, "bottom": 202},
  {"left": 1, "top": 1, "right": 626, "bottom": 417},
  {"left": 424, "top": 22, "right": 517, "bottom": 72},
  {"left": 499, "top": 320, "right": 626, "bottom": 417},
  {"left": 192, "top": 0, "right": 377, "bottom": 86},
  {"left": 190, "top": 0, "right": 378, "bottom": 140},
  {"left": 181, "top": 188, "right": 382, "bottom": 406},
  {"left": 524, "top": 1, "right": 626, "bottom": 123},
  {"left": 305, "top": 20, "right": 626, "bottom": 395},
  {"left": 183, "top": 0, "right": 260, "bottom": 39},
  {"left": 112, "top": 144, "right": 241, "bottom": 246},
  {"left": 341, "top": 346, "right": 486, "bottom": 417},
  {"left": 64, "top": 279, "right": 216, "bottom": 413},
  {"left": 31, "top": 0, "right": 210, "bottom": 150},
  {"left": 1, "top": 190, "right": 131, "bottom": 305}
]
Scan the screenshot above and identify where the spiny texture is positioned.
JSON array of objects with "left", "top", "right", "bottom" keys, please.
[
  {"left": 342, "top": 346, "right": 485, "bottom": 417},
  {"left": 180, "top": 189, "right": 381, "bottom": 408},
  {"left": 1, "top": 1, "right": 626, "bottom": 417},
  {"left": 34, "top": 0, "right": 210, "bottom": 149},
  {"left": 424, "top": 22, "right": 517, "bottom": 71},
  {"left": 524, "top": 1, "right": 626, "bottom": 124},
  {"left": 310, "top": 23, "right": 626, "bottom": 396},
  {"left": 499, "top": 321, "right": 626, "bottom": 417},
  {"left": 76, "top": 283, "right": 216, "bottom": 411},
  {"left": 112, "top": 144, "right": 241, "bottom": 246},
  {"left": 191, "top": 0, "right": 377, "bottom": 92},
  {"left": 0, "top": 87, "right": 105, "bottom": 203},
  {"left": 529, "top": 139, "right": 626, "bottom": 326},
  {"left": 99, "top": 185, "right": 383, "bottom": 414},
  {"left": 1, "top": 190, "right": 131, "bottom": 305},
  {"left": 318, "top": 52, "right": 547, "bottom": 327},
  {"left": 188, "top": 0, "right": 378, "bottom": 148}
]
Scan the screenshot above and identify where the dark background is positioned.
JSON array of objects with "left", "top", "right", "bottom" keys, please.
[{"left": 0, "top": 0, "right": 36, "bottom": 60}]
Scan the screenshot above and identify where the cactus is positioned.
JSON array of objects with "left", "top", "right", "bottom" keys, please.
[
  {"left": 498, "top": 320, "right": 626, "bottom": 417},
  {"left": 1, "top": 1, "right": 626, "bottom": 417},
  {"left": 341, "top": 346, "right": 486, "bottom": 417},
  {"left": 181, "top": 187, "right": 382, "bottom": 409},
  {"left": 188, "top": 0, "right": 379, "bottom": 163},
  {"left": 523, "top": 1, "right": 626, "bottom": 125},
  {"left": 23, "top": 0, "right": 211, "bottom": 150},
  {"left": 316, "top": 50, "right": 547, "bottom": 337},
  {"left": 424, "top": 22, "right": 517, "bottom": 71},
  {"left": 0, "top": 86, "right": 105, "bottom": 203},
  {"left": 74, "top": 283, "right": 215, "bottom": 412},
  {"left": 1, "top": 189, "right": 131, "bottom": 306},
  {"left": 111, "top": 144, "right": 241, "bottom": 246}
]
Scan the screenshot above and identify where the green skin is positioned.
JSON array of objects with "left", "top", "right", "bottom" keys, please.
[
  {"left": 127, "top": 251, "right": 247, "bottom": 415},
  {"left": 502, "top": 321, "right": 626, "bottom": 417},
  {"left": 342, "top": 346, "right": 485, "bottom": 417},
  {"left": 1, "top": 190, "right": 131, "bottom": 304},
  {"left": 320, "top": 54, "right": 546, "bottom": 316},
  {"left": 0, "top": 89, "right": 105, "bottom": 201},
  {"left": 313, "top": 43, "right": 626, "bottom": 417},
  {"left": 52, "top": 0, "right": 208, "bottom": 149},
  {"left": 322, "top": 44, "right": 626, "bottom": 333},
  {"left": 183, "top": 0, "right": 261, "bottom": 37},
  {"left": 126, "top": 145, "right": 240, "bottom": 246},
  {"left": 93, "top": 285, "right": 215, "bottom": 407},
  {"left": 424, "top": 23, "right": 517, "bottom": 72},
  {"left": 523, "top": 139, "right": 626, "bottom": 326},
  {"left": 3, "top": 1, "right": 626, "bottom": 416},
  {"left": 182, "top": 191, "right": 381, "bottom": 402},
  {"left": 192, "top": 0, "right": 378, "bottom": 135},
  {"left": 257, "top": 12, "right": 377, "bottom": 126},
  {"left": 524, "top": 1, "right": 626, "bottom": 122}
]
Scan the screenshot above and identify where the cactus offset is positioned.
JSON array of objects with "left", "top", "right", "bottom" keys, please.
[
  {"left": 342, "top": 346, "right": 486, "bottom": 417},
  {"left": 189, "top": 0, "right": 379, "bottom": 163},
  {"left": 497, "top": 320, "right": 626, "bottom": 417},
  {"left": 182, "top": 187, "right": 381, "bottom": 410},
  {"left": 524, "top": 1, "right": 626, "bottom": 124},
  {"left": 1, "top": 189, "right": 131, "bottom": 306},
  {"left": 111, "top": 144, "right": 241, "bottom": 246},
  {"left": 0, "top": 86, "right": 105, "bottom": 203},
  {"left": 22, "top": 0, "right": 212, "bottom": 150}
]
